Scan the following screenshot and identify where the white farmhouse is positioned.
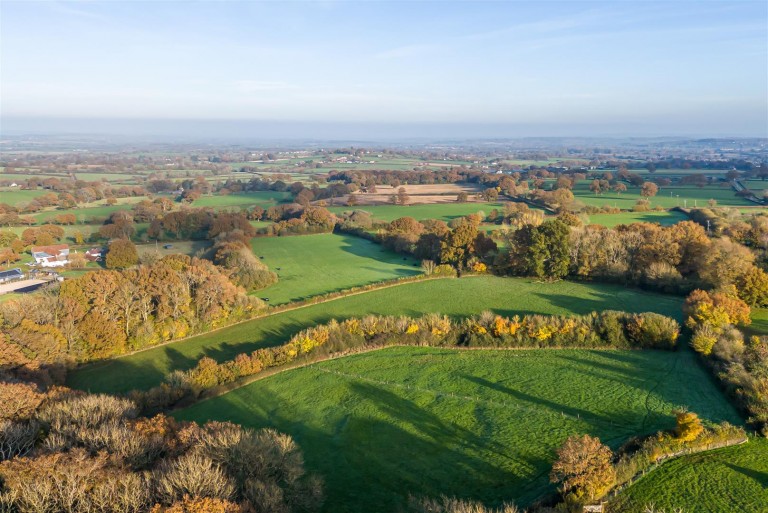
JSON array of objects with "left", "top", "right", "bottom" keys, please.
[{"left": 31, "top": 244, "right": 70, "bottom": 267}]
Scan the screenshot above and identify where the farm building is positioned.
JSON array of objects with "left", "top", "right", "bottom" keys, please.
[
  {"left": 31, "top": 244, "right": 70, "bottom": 267},
  {"left": 84, "top": 248, "right": 103, "bottom": 262},
  {"left": 0, "top": 268, "right": 24, "bottom": 284}
]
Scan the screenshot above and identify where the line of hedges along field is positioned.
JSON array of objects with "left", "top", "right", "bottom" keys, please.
[{"left": 131, "top": 310, "right": 680, "bottom": 413}]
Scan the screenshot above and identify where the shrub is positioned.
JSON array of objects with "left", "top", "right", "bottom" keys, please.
[
  {"left": 674, "top": 410, "right": 704, "bottom": 442},
  {"left": 0, "top": 419, "right": 38, "bottom": 461},
  {"left": 40, "top": 393, "right": 138, "bottom": 430},
  {"left": 691, "top": 325, "right": 718, "bottom": 356},
  {"left": 625, "top": 313, "right": 679, "bottom": 350},
  {"left": 433, "top": 264, "right": 457, "bottom": 276},
  {"left": 151, "top": 497, "right": 246, "bottom": 513},
  {"left": 154, "top": 452, "right": 236, "bottom": 504},
  {"left": 407, "top": 495, "right": 520, "bottom": 513},
  {"left": 0, "top": 449, "right": 150, "bottom": 513}
]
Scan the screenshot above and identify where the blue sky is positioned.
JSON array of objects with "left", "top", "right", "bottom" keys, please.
[{"left": 1, "top": 0, "right": 766, "bottom": 137}]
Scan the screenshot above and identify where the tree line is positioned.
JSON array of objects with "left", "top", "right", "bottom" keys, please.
[
  {"left": 684, "top": 287, "right": 768, "bottom": 435},
  {"left": 0, "top": 255, "right": 265, "bottom": 365}
]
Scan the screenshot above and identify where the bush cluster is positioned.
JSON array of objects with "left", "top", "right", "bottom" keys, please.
[
  {"left": 684, "top": 288, "right": 768, "bottom": 434},
  {"left": 0, "top": 388, "right": 322, "bottom": 513}
]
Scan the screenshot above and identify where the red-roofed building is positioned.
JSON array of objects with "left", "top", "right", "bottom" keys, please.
[{"left": 31, "top": 244, "right": 70, "bottom": 267}]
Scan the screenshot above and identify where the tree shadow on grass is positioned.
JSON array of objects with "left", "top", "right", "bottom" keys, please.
[
  {"left": 461, "top": 375, "right": 621, "bottom": 431},
  {"left": 530, "top": 289, "right": 682, "bottom": 319},
  {"left": 553, "top": 352, "right": 661, "bottom": 385},
  {"left": 529, "top": 291, "right": 618, "bottom": 316},
  {"left": 66, "top": 347, "right": 197, "bottom": 394},
  {"left": 724, "top": 462, "right": 768, "bottom": 488},
  {"left": 336, "top": 233, "right": 420, "bottom": 267},
  {"left": 210, "top": 380, "right": 552, "bottom": 512}
]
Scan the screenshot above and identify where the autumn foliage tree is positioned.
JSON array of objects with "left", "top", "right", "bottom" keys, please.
[
  {"left": 106, "top": 239, "right": 139, "bottom": 269},
  {"left": 501, "top": 219, "right": 569, "bottom": 279},
  {"left": 0, "top": 256, "right": 264, "bottom": 363},
  {"left": 674, "top": 410, "right": 704, "bottom": 442},
  {"left": 550, "top": 434, "right": 615, "bottom": 502},
  {"left": 640, "top": 182, "right": 659, "bottom": 198},
  {"left": 439, "top": 222, "right": 497, "bottom": 272},
  {"left": 0, "top": 387, "right": 322, "bottom": 513}
]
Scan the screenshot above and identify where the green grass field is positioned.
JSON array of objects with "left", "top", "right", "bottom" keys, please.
[
  {"left": 67, "top": 276, "right": 683, "bottom": 395},
  {"left": 0, "top": 173, "right": 55, "bottom": 181},
  {"left": 747, "top": 308, "right": 768, "bottom": 336},
  {"left": 585, "top": 211, "right": 688, "bottom": 228},
  {"left": 328, "top": 202, "right": 508, "bottom": 222},
  {"left": 251, "top": 233, "right": 420, "bottom": 304},
  {"left": 174, "top": 346, "right": 740, "bottom": 512},
  {"left": 0, "top": 188, "right": 55, "bottom": 206},
  {"left": 70, "top": 172, "right": 137, "bottom": 182},
  {"left": 191, "top": 191, "right": 291, "bottom": 208},
  {"left": 611, "top": 437, "right": 768, "bottom": 513},
  {"left": 502, "top": 158, "right": 566, "bottom": 167},
  {"left": 31, "top": 197, "right": 151, "bottom": 223},
  {"left": 135, "top": 240, "right": 213, "bottom": 259},
  {"left": 4, "top": 223, "right": 109, "bottom": 242},
  {"left": 571, "top": 183, "right": 750, "bottom": 209},
  {"left": 631, "top": 168, "right": 730, "bottom": 176}
]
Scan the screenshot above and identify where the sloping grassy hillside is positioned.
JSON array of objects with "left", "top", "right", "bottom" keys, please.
[
  {"left": 251, "top": 233, "right": 420, "bottom": 304},
  {"left": 175, "top": 346, "right": 741, "bottom": 512},
  {"left": 611, "top": 438, "right": 768, "bottom": 513}
]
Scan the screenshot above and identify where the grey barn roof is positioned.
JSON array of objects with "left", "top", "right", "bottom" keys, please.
[{"left": 0, "top": 268, "right": 23, "bottom": 279}]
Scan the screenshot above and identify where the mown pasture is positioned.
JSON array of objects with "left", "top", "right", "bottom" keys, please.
[
  {"left": 571, "top": 183, "right": 751, "bottom": 209},
  {"left": 135, "top": 240, "right": 213, "bottom": 259},
  {"left": 0, "top": 188, "right": 57, "bottom": 206},
  {"left": 251, "top": 233, "right": 420, "bottom": 304},
  {"left": 174, "top": 346, "right": 741, "bottom": 512},
  {"left": 31, "top": 197, "right": 151, "bottom": 223},
  {"left": 191, "top": 191, "right": 291, "bottom": 208},
  {"left": 584, "top": 210, "right": 688, "bottom": 228},
  {"left": 328, "top": 202, "right": 508, "bottom": 222},
  {"left": 611, "top": 437, "right": 768, "bottom": 513},
  {"left": 67, "top": 276, "right": 683, "bottom": 394}
]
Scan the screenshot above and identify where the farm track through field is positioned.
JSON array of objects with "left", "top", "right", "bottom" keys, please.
[{"left": 639, "top": 348, "right": 682, "bottom": 433}]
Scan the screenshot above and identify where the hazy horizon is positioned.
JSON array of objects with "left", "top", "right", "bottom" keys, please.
[
  {"left": 2, "top": 117, "right": 766, "bottom": 142},
  {"left": 1, "top": 0, "right": 767, "bottom": 140}
]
